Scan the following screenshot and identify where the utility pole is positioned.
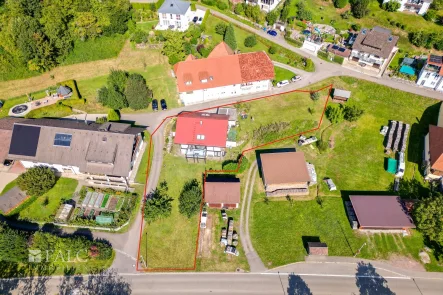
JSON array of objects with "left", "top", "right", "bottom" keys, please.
[{"left": 354, "top": 242, "right": 367, "bottom": 258}]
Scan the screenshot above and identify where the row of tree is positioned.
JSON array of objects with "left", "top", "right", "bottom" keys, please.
[
  {"left": 144, "top": 179, "right": 202, "bottom": 223},
  {"left": 0, "top": 0, "right": 131, "bottom": 72},
  {"left": 98, "top": 69, "right": 153, "bottom": 110}
]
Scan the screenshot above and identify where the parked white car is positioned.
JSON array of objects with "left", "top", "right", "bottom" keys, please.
[
  {"left": 396, "top": 152, "right": 405, "bottom": 178},
  {"left": 200, "top": 209, "right": 207, "bottom": 228},
  {"left": 276, "top": 80, "right": 289, "bottom": 87},
  {"left": 291, "top": 76, "right": 302, "bottom": 82}
]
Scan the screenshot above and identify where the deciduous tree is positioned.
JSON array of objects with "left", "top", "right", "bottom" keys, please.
[
  {"left": 124, "top": 73, "right": 152, "bottom": 110},
  {"left": 349, "top": 0, "right": 370, "bottom": 19},
  {"left": 414, "top": 194, "right": 443, "bottom": 246}
]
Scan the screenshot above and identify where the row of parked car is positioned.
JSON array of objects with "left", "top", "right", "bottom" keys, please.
[
  {"left": 151, "top": 99, "right": 167, "bottom": 111},
  {"left": 276, "top": 75, "right": 302, "bottom": 88}
]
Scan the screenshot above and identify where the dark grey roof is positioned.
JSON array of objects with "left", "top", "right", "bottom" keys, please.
[
  {"left": 0, "top": 117, "right": 27, "bottom": 130},
  {"left": 57, "top": 86, "right": 72, "bottom": 96},
  {"left": 158, "top": 0, "right": 190, "bottom": 15},
  {"left": 0, "top": 186, "right": 28, "bottom": 214},
  {"left": 352, "top": 27, "right": 399, "bottom": 59},
  {"left": 7, "top": 118, "right": 145, "bottom": 177}
]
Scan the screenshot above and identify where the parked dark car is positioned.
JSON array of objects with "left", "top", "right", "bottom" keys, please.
[
  {"left": 192, "top": 16, "right": 198, "bottom": 23},
  {"left": 160, "top": 99, "right": 167, "bottom": 110},
  {"left": 0, "top": 100, "right": 3, "bottom": 108},
  {"left": 152, "top": 99, "right": 158, "bottom": 111},
  {"left": 267, "top": 30, "right": 277, "bottom": 37}
]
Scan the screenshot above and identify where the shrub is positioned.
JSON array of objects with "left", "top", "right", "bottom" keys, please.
[
  {"left": 131, "top": 30, "right": 148, "bottom": 44},
  {"left": 178, "top": 179, "right": 202, "bottom": 218},
  {"left": 125, "top": 73, "right": 153, "bottom": 110},
  {"left": 215, "top": 22, "right": 227, "bottom": 35},
  {"left": 316, "top": 140, "right": 329, "bottom": 153},
  {"left": 234, "top": 3, "right": 244, "bottom": 15},
  {"left": 424, "top": 9, "right": 438, "bottom": 22},
  {"left": 222, "top": 155, "right": 249, "bottom": 173},
  {"left": 108, "top": 109, "right": 120, "bottom": 121},
  {"left": 96, "top": 116, "right": 107, "bottom": 123},
  {"left": 349, "top": 0, "right": 370, "bottom": 19},
  {"left": 268, "top": 46, "right": 277, "bottom": 54},
  {"left": 201, "top": 0, "right": 214, "bottom": 6},
  {"left": 17, "top": 167, "right": 56, "bottom": 197},
  {"left": 144, "top": 181, "right": 173, "bottom": 223},
  {"left": 304, "top": 58, "right": 315, "bottom": 72},
  {"left": 244, "top": 35, "right": 257, "bottom": 47},
  {"left": 343, "top": 104, "right": 364, "bottom": 122},
  {"left": 333, "top": 55, "right": 344, "bottom": 64},
  {"left": 191, "top": 3, "right": 196, "bottom": 11},
  {"left": 382, "top": 0, "right": 401, "bottom": 12},
  {"left": 325, "top": 104, "right": 344, "bottom": 124},
  {"left": 155, "top": 0, "right": 166, "bottom": 9},
  {"left": 224, "top": 24, "right": 237, "bottom": 50},
  {"left": 351, "top": 23, "right": 361, "bottom": 31},
  {"left": 266, "top": 11, "right": 278, "bottom": 26},
  {"left": 333, "top": 0, "right": 348, "bottom": 8},
  {"left": 310, "top": 91, "right": 320, "bottom": 101},
  {"left": 201, "top": 9, "right": 210, "bottom": 31},
  {"left": 216, "top": 1, "right": 228, "bottom": 10}
]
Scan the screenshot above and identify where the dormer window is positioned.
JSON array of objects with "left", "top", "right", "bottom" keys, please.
[
  {"left": 201, "top": 79, "right": 208, "bottom": 83},
  {"left": 197, "top": 134, "right": 205, "bottom": 140},
  {"left": 185, "top": 81, "right": 192, "bottom": 85}
]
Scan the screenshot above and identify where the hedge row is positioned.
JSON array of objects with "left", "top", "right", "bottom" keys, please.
[
  {"left": 284, "top": 36, "right": 303, "bottom": 48},
  {"left": 57, "top": 79, "right": 81, "bottom": 99},
  {"left": 201, "top": 9, "right": 210, "bottom": 29},
  {"left": 317, "top": 50, "right": 344, "bottom": 65}
]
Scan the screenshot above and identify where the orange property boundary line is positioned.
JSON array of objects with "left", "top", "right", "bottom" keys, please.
[{"left": 136, "top": 84, "right": 333, "bottom": 271}]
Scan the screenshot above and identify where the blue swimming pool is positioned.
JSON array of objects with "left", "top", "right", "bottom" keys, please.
[{"left": 399, "top": 65, "right": 415, "bottom": 76}]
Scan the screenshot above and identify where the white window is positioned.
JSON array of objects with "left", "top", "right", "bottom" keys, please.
[
  {"left": 170, "top": 14, "right": 173, "bottom": 19},
  {"left": 176, "top": 21, "right": 181, "bottom": 28},
  {"left": 176, "top": 15, "right": 181, "bottom": 20},
  {"left": 163, "top": 20, "right": 168, "bottom": 26},
  {"left": 201, "top": 79, "right": 208, "bottom": 83},
  {"left": 185, "top": 81, "right": 192, "bottom": 85},
  {"left": 162, "top": 13, "right": 167, "bottom": 19},
  {"left": 197, "top": 134, "right": 205, "bottom": 140},
  {"left": 425, "top": 72, "right": 431, "bottom": 78}
]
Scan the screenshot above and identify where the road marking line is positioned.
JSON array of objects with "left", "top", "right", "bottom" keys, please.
[
  {"left": 114, "top": 249, "right": 137, "bottom": 261},
  {"left": 260, "top": 272, "right": 411, "bottom": 280}
]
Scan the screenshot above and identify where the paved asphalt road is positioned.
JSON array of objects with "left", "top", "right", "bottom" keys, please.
[{"left": 4, "top": 261, "right": 443, "bottom": 294}]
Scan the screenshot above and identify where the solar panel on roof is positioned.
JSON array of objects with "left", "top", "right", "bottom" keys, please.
[
  {"left": 338, "top": 48, "right": 346, "bottom": 52},
  {"left": 54, "top": 133, "right": 72, "bottom": 147},
  {"left": 332, "top": 45, "right": 339, "bottom": 50},
  {"left": 9, "top": 125, "right": 41, "bottom": 157},
  {"left": 430, "top": 55, "right": 443, "bottom": 63}
]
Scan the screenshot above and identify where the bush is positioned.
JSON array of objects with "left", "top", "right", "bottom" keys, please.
[
  {"left": 268, "top": 46, "right": 277, "bottom": 54},
  {"left": 191, "top": 3, "right": 196, "bottom": 11},
  {"left": 108, "top": 109, "right": 120, "bottom": 121},
  {"left": 350, "top": 0, "right": 370, "bottom": 19},
  {"left": 17, "top": 167, "right": 56, "bottom": 197},
  {"left": 144, "top": 181, "right": 173, "bottom": 223},
  {"left": 224, "top": 24, "right": 237, "bottom": 50},
  {"left": 178, "top": 179, "right": 202, "bottom": 218},
  {"left": 325, "top": 104, "right": 344, "bottom": 124},
  {"left": 234, "top": 3, "right": 244, "bottom": 15},
  {"left": 316, "top": 139, "right": 329, "bottom": 153},
  {"left": 201, "top": 9, "right": 210, "bottom": 31},
  {"left": 310, "top": 91, "right": 320, "bottom": 101},
  {"left": 222, "top": 155, "right": 249, "bottom": 173},
  {"left": 351, "top": 23, "right": 361, "bottom": 31},
  {"left": 333, "top": 0, "right": 348, "bottom": 8},
  {"left": 343, "top": 104, "right": 364, "bottom": 122},
  {"left": 57, "top": 80, "right": 81, "bottom": 99},
  {"left": 424, "top": 9, "right": 438, "bottom": 22},
  {"left": 382, "top": 0, "right": 401, "bottom": 12},
  {"left": 304, "top": 58, "right": 315, "bottom": 72},
  {"left": 201, "top": 0, "right": 214, "bottom": 6},
  {"left": 215, "top": 22, "right": 227, "bottom": 35},
  {"left": 333, "top": 55, "right": 344, "bottom": 64},
  {"left": 131, "top": 30, "right": 148, "bottom": 44},
  {"left": 285, "top": 36, "right": 303, "bottom": 48},
  {"left": 244, "top": 35, "right": 257, "bottom": 47},
  {"left": 217, "top": 1, "right": 228, "bottom": 10},
  {"left": 125, "top": 73, "right": 153, "bottom": 110}
]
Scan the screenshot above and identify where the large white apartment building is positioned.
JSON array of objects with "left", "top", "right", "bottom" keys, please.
[
  {"left": 417, "top": 55, "right": 443, "bottom": 92},
  {"left": 174, "top": 42, "right": 275, "bottom": 106},
  {"left": 382, "top": 0, "right": 432, "bottom": 15},
  {"left": 350, "top": 26, "right": 399, "bottom": 72}
]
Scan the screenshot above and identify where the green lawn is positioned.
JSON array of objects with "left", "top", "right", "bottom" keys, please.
[
  {"left": 274, "top": 66, "right": 296, "bottom": 82},
  {"left": 0, "top": 91, "right": 47, "bottom": 119},
  {"left": 137, "top": 21, "right": 159, "bottom": 32},
  {"left": 135, "top": 132, "right": 152, "bottom": 184},
  {"left": 61, "top": 35, "right": 127, "bottom": 65},
  {"left": 18, "top": 178, "right": 78, "bottom": 222},
  {"left": 1, "top": 180, "right": 17, "bottom": 195},
  {"left": 75, "top": 63, "right": 178, "bottom": 114},
  {"left": 288, "top": 0, "right": 443, "bottom": 55},
  {"left": 246, "top": 76, "right": 443, "bottom": 271}
]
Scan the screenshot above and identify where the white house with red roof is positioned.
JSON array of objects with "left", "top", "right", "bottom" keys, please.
[
  {"left": 174, "top": 112, "right": 235, "bottom": 159},
  {"left": 174, "top": 42, "right": 275, "bottom": 106}
]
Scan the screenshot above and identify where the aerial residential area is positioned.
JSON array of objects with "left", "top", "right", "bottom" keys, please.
[{"left": 0, "top": 0, "right": 442, "bottom": 294}]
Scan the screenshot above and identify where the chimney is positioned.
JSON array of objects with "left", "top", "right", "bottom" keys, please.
[{"left": 200, "top": 120, "right": 203, "bottom": 125}]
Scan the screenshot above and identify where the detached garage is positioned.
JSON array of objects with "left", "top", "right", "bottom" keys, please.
[
  {"left": 349, "top": 195, "right": 415, "bottom": 231},
  {"left": 204, "top": 178, "right": 240, "bottom": 209}
]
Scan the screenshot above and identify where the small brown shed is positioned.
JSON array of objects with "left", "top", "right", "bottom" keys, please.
[
  {"left": 204, "top": 178, "right": 240, "bottom": 209},
  {"left": 307, "top": 242, "right": 328, "bottom": 256},
  {"left": 332, "top": 89, "right": 352, "bottom": 103}
]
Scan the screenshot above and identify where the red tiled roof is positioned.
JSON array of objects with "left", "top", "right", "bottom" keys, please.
[
  {"left": 429, "top": 125, "right": 443, "bottom": 171},
  {"left": 174, "top": 112, "right": 229, "bottom": 147},
  {"left": 174, "top": 43, "right": 274, "bottom": 92},
  {"left": 207, "top": 42, "right": 234, "bottom": 58},
  {"left": 185, "top": 54, "right": 196, "bottom": 61}
]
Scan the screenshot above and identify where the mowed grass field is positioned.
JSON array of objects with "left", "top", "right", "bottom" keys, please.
[{"left": 249, "top": 76, "right": 443, "bottom": 271}]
